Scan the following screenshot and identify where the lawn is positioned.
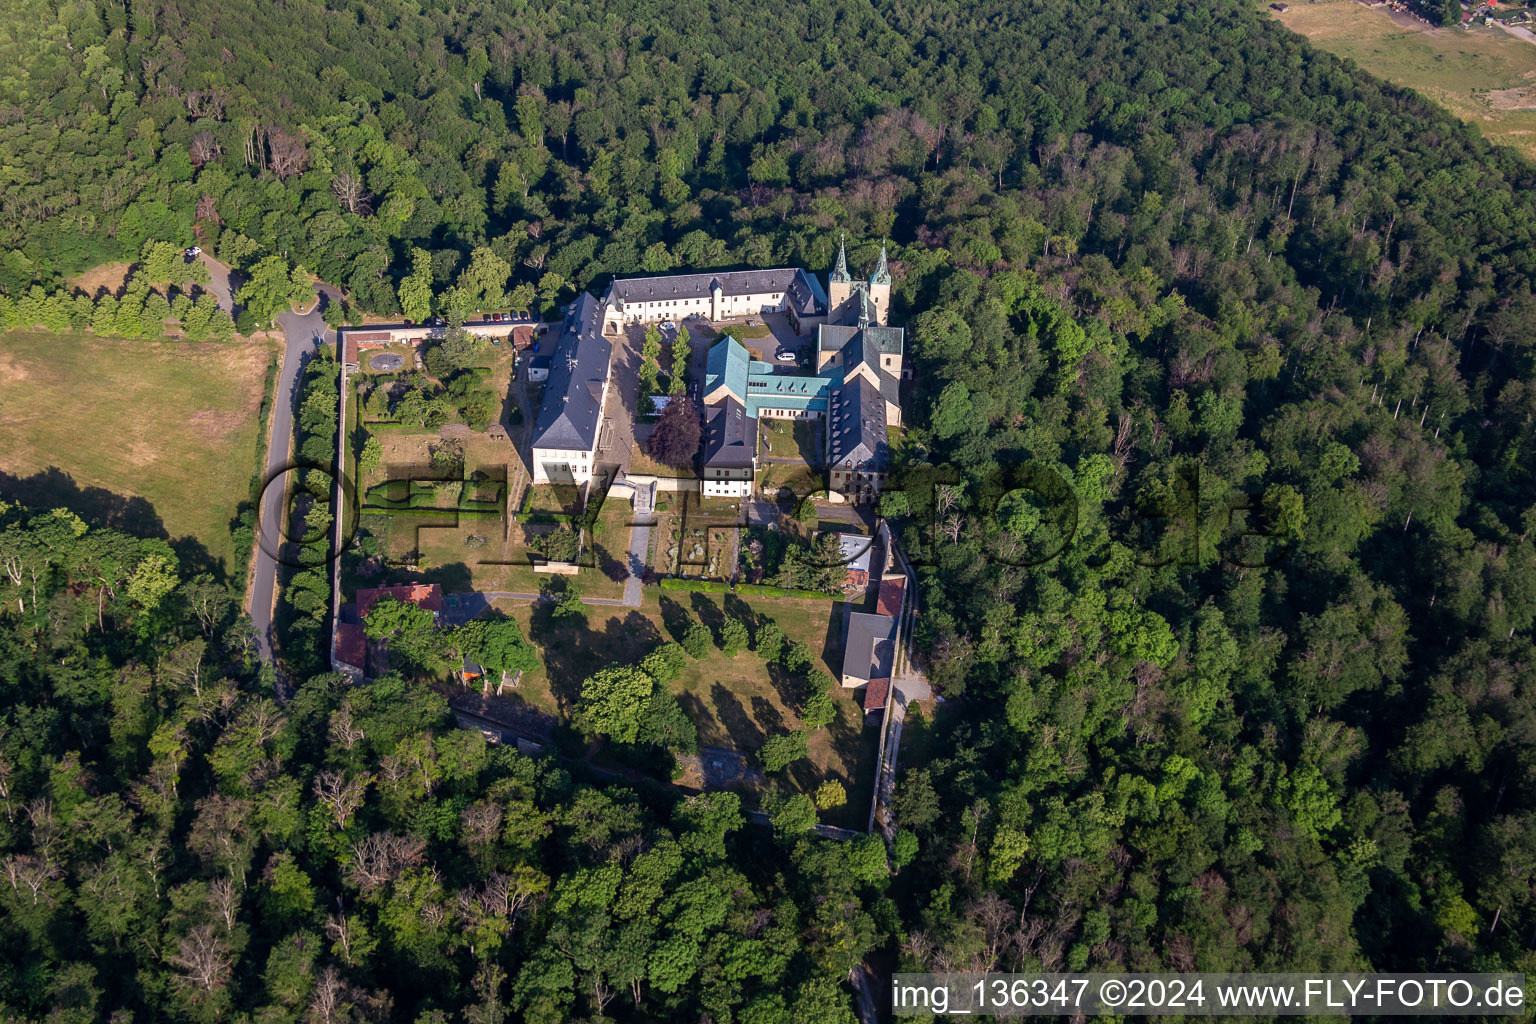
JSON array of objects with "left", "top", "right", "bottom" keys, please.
[
  {"left": 1272, "top": 1, "right": 1536, "bottom": 158},
  {"left": 627, "top": 442, "right": 696, "bottom": 479},
  {"left": 758, "top": 461, "right": 822, "bottom": 498},
  {"left": 758, "top": 417, "right": 820, "bottom": 464},
  {"left": 0, "top": 331, "right": 276, "bottom": 577}
]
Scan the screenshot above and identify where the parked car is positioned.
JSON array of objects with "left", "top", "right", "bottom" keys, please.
[
  {"left": 433, "top": 317, "right": 444, "bottom": 326},
  {"left": 775, "top": 351, "right": 797, "bottom": 363},
  {"left": 184, "top": 245, "right": 201, "bottom": 258}
]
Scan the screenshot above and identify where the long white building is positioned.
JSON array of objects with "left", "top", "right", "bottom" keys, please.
[{"left": 599, "top": 268, "right": 829, "bottom": 336}]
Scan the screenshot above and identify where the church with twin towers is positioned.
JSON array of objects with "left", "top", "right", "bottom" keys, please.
[{"left": 530, "top": 236, "right": 905, "bottom": 504}]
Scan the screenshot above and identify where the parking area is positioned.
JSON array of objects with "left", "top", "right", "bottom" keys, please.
[{"left": 600, "top": 324, "right": 645, "bottom": 476}]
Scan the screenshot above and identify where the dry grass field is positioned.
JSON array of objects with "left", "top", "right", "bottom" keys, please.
[
  {"left": 1271, "top": 0, "right": 1536, "bottom": 158},
  {"left": 0, "top": 331, "right": 276, "bottom": 574}
]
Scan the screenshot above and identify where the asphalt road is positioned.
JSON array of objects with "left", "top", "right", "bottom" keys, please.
[
  {"left": 247, "top": 284, "right": 341, "bottom": 672},
  {"left": 197, "top": 253, "right": 236, "bottom": 310}
]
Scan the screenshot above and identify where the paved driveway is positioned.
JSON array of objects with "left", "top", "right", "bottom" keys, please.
[
  {"left": 623, "top": 521, "right": 649, "bottom": 605},
  {"left": 248, "top": 283, "right": 341, "bottom": 677},
  {"left": 198, "top": 253, "right": 238, "bottom": 312}
]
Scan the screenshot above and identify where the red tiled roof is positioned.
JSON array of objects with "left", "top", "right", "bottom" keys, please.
[
  {"left": 864, "top": 677, "right": 890, "bottom": 712},
  {"left": 510, "top": 324, "right": 537, "bottom": 349},
  {"left": 336, "top": 622, "right": 366, "bottom": 669},
  {"left": 356, "top": 583, "right": 444, "bottom": 617},
  {"left": 876, "top": 577, "right": 905, "bottom": 617},
  {"left": 342, "top": 331, "right": 395, "bottom": 365}
]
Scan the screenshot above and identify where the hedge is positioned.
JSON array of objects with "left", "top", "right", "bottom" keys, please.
[
  {"left": 657, "top": 579, "right": 835, "bottom": 600},
  {"left": 360, "top": 506, "right": 505, "bottom": 520},
  {"left": 735, "top": 583, "right": 837, "bottom": 600},
  {"left": 659, "top": 578, "right": 729, "bottom": 594}
]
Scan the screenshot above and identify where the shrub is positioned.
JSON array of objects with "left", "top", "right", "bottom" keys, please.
[
  {"left": 659, "top": 577, "right": 727, "bottom": 593},
  {"left": 813, "top": 780, "right": 847, "bottom": 811},
  {"left": 358, "top": 436, "right": 383, "bottom": 473},
  {"left": 536, "top": 526, "right": 580, "bottom": 563},
  {"left": 762, "top": 790, "right": 816, "bottom": 840},
  {"left": 781, "top": 640, "right": 813, "bottom": 675},
  {"left": 758, "top": 730, "right": 809, "bottom": 773},
  {"left": 641, "top": 642, "right": 689, "bottom": 684},
  {"left": 891, "top": 829, "right": 919, "bottom": 868},
  {"left": 753, "top": 620, "right": 785, "bottom": 661},
  {"left": 735, "top": 583, "right": 830, "bottom": 600},
  {"left": 800, "top": 688, "right": 836, "bottom": 731},
  {"left": 717, "top": 617, "right": 749, "bottom": 656},
  {"left": 681, "top": 622, "right": 712, "bottom": 660}
]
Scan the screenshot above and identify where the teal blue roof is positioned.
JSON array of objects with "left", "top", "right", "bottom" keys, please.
[
  {"left": 706, "top": 334, "right": 841, "bottom": 415},
  {"left": 705, "top": 336, "right": 750, "bottom": 401},
  {"left": 744, "top": 366, "right": 835, "bottom": 414}
]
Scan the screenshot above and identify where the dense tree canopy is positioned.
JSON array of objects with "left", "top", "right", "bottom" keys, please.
[
  {"left": 2, "top": 0, "right": 1536, "bottom": 1009},
  {"left": 0, "top": 502, "right": 875, "bottom": 1022}
]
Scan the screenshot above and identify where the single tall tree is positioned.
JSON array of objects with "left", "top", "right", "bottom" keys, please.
[{"left": 647, "top": 397, "right": 702, "bottom": 470}]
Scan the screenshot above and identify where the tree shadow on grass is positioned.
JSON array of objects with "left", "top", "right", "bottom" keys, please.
[
  {"left": 528, "top": 604, "right": 661, "bottom": 712},
  {"left": 595, "top": 545, "right": 628, "bottom": 583},
  {"left": 750, "top": 695, "right": 787, "bottom": 736},
  {"left": 677, "top": 691, "right": 715, "bottom": 746},
  {"left": 658, "top": 595, "right": 694, "bottom": 643},
  {"left": 820, "top": 603, "right": 848, "bottom": 676},
  {"left": 764, "top": 662, "right": 806, "bottom": 710},
  {"left": 709, "top": 682, "right": 766, "bottom": 752},
  {"left": 412, "top": 559, "right": 475, "bottom": 595},
  {"left": 0, "top": 467, "right": 224, "bottom": 581},
  {"left": 784, "top": 754, "right": 824, "bottom": 797},
  {"left": 689, "top": 592, "right": 725, "bottom": 635},
  {"left": 723, "top": 593, "right": 759, "bottom": 633}
]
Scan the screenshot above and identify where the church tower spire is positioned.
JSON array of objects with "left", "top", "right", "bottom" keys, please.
[
  {"left": 826, "top": 232, "right": 854, "bottom": 322},
  {"left": 870, "top": 239, "right": 890, "bottom": 286},
  {"left": 866, "top": 240, "right": 891, "bottom": 325},
  {"left": 830, "top": 233, "right": 851, "bottom": 284}
]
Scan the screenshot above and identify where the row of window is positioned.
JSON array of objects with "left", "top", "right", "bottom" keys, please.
[{"left": 637, "top": 293, "right": 782, "bottom": 308}]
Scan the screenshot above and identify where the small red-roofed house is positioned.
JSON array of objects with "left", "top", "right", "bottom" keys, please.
[
  {"left": 356, "top": 583, "right": 444, "bottom": 619},
  {"left": 336, "top": 583, "right": 446, "bottom": 679}
]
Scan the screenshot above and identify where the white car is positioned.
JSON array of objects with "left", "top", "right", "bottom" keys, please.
[
  {"left": 775, "top": 351, "right": 798, "bottom": 363},
  {"left": 184, "top": 246, "right": 201, "bottom": 257}
]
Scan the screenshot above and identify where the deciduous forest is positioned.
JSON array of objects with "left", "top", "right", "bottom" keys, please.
[{"left": 1, "top": 0, "right": 1535, "bottom": 1018}]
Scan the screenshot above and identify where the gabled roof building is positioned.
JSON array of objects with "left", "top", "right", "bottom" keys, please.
[
  {"left": 531, "top": 292, "right": 613, "bottom": 486},
  {"left": 841, "top": 610, "right": 897, "bottom": 688},
  {"left": 702, "top": 397, "right": 758, "bottom": 497},
  {"left": 600, "top": 268, "right": 828, "bottom": 334}
]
